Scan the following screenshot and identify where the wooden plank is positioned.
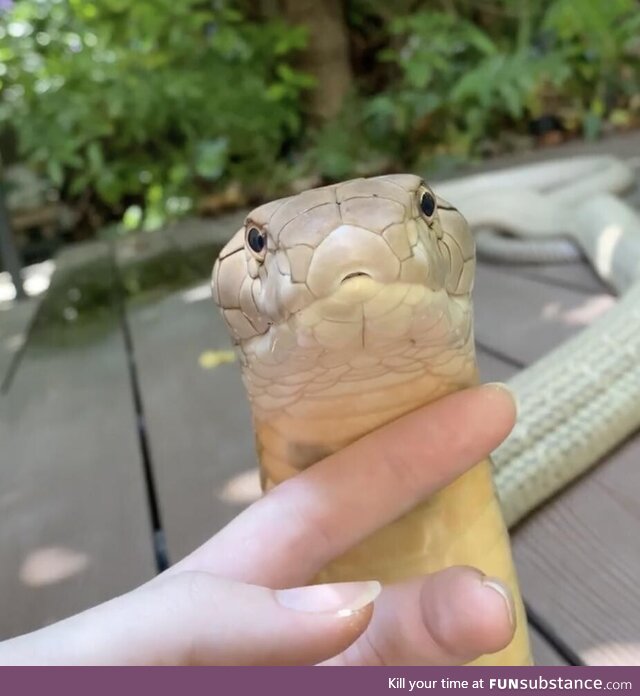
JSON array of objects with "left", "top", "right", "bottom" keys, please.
[
  {"left": 529, "top": 625, "right": 569, "bottom": 666},
  {"left": 0, "top": 298, "right": 38, "bottom": 388},
  {"left": 473, "top": 262, "right": 616, "bottom": 365},
  {"left": 476, "top": 345, "right": 520, "bottom": 383},
  {"left": 513, "top": 433, "right": 640, "bottom": 665},
  {"left": 114, "top": 231, "right": 260, "bottom": 562},
  {"left": 121, "top": 279, "right": 257, "bottom": 562},
  {"left": 0, "top": 243, "right": 156, "bottom": 640}
]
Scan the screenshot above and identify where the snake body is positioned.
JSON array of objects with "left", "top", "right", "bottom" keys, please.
[
  {"left": 434, "top": 156, "right": 640, "bottom": 524},
  {"left": 212, "top": 175, "right": 531, "bottom": 666}
]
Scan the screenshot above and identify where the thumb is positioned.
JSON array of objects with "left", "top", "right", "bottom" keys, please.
[{"left": 0, "top": 572, "right": 380, "bottom": 665}]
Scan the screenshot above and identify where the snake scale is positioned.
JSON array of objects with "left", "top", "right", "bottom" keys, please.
[{"left": 211, "top": 155, "right": 640, "bottom": 665}]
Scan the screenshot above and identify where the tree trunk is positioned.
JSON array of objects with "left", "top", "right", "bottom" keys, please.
[{"left": 280, "top": 0, "right": 354, "bottom": 121}]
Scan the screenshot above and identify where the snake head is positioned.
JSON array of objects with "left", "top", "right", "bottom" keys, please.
[
  {"left": 212, "top": 174, "right": 474, "bottom": 339},
  {"left": 212, "top": 174, "right": 475, "bottom": 416}
]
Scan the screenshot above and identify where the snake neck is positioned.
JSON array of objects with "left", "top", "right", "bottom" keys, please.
[
  {"left": 240, "top": 314, "right": 531, "bottom": 665},
  {"left": 240, "top": 285, "right": 476, "bottom": 481},
  {"left": 251, "top": 349, "right": 478, "bottom": 486},
  {"left": 251, "top": 359, "right": 531, "bottom": 667}
]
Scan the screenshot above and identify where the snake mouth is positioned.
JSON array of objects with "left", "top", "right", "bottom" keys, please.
[{"left": 341, "top": 271, "right": 372, "bottom": 284}]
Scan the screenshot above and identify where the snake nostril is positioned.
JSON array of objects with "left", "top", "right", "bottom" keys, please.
[{"left": 341, "top": 271, "right": 372, "bottom": 284}]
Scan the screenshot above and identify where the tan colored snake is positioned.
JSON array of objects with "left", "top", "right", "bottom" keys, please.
[{"left": 212, "top": 174, "right": 531, "bottom": 666}]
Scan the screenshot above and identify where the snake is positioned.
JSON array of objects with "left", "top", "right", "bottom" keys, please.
[
  {"left": 211, "top": 156, "right": 640, "bottom": 666},
  {"left": 211, "top": 174, "right": 531, "bottom": 666}
]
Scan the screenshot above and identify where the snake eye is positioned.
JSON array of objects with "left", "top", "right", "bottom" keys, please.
[
  {"left": 246, "top": 226, "right": 267, "bottom": 258},
  {"left": 419, "top": 189, "right": 437, "bottom": 219}
]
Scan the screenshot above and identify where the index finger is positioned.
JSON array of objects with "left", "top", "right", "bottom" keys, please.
[{"left": 171, "top": 384, "right": 515, "bottom": 587}]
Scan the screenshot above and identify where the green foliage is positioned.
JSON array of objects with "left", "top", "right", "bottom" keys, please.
[
  {"left": 311, "top": 0, "right": 640, "bottom": 176},
  {"left": 542, "top": 0, "right": 640, "bottom": 136},
  {"left": 2, "top": 0, "right": 640, "bottom": 232},
  {"left": 0, "top": 0, "right": 311, "bottom": 229}
]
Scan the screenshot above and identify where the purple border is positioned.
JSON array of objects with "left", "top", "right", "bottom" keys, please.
[{"left": 1, "top": 666, "right": 639, "bottom": 696}]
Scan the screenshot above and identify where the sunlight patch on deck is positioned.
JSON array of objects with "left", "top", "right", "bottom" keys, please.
[
  {"left": 218, "top": 467, "right": 261, "bottom": 505},
  {"left": 541, "top": 295, "right": 615, "bottom": 327},
  {"left": 0, "top": 260, "right": 55, "bottom": 303},
  {"left": 581, "top": 641, "right": 640, "bottom": 666},
  {"left": 562, "top": 295, "right": 616, "bottom": 326},
  {"left": 4, "top": 333, "right": 25, "bottom": 353},
  {"left": 19, "top": 546, "right": 89, "bottom": 587}
]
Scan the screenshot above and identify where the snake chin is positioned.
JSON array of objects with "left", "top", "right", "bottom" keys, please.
[{"left": 238, "top": 279, "right": 475, "bottom": 414}]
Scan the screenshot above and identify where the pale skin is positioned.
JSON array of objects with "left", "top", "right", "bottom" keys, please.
[{"left": 0, "top": 384, "right": 516, "bottom": 666}]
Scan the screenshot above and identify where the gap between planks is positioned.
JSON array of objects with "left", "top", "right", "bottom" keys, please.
[{"left": 0, "top": 242, "right": 157, "bottom": 639}]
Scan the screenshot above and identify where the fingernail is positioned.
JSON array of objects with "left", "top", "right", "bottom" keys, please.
[
  {"left": 482, "top": 576, "right": 516, "bottom": 629},
  {"left": 276, "top": 580, "right": 381, "bottom": 616},
  {"left": 483, "top": 382, "right": 517, "bottom": 415}
]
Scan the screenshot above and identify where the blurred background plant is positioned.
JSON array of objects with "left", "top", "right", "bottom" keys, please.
[
  {"left": 1, "top": 0, "right": 639, "bottom": 259},
  {"left": 0, "top": 0, "right": 311, "bottom": 244},
  {"left": 327, "top": 0, "right": 640, "bottom": 175}
]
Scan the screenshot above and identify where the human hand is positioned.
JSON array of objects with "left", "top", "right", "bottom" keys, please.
[{"left": 0, "top": 384, "right": 517, "bottom": 666}]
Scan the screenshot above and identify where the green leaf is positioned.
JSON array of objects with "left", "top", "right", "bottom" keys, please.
[
  {"left": 87, "top": 141, "right": 104, "bottom": 172},
  {"left": 466, "top": 26, "right": 498, "bottom": 56},
  {"left": 123, "top": 204, "right": 143, "bottom": 230},
  {"left": 46, "top": 159, "right": 64, "bottom": 187}
]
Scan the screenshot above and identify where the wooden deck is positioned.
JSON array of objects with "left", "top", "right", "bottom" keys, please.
[{"left": 2, "top": 146, "right": 639, "bottom": 665}]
